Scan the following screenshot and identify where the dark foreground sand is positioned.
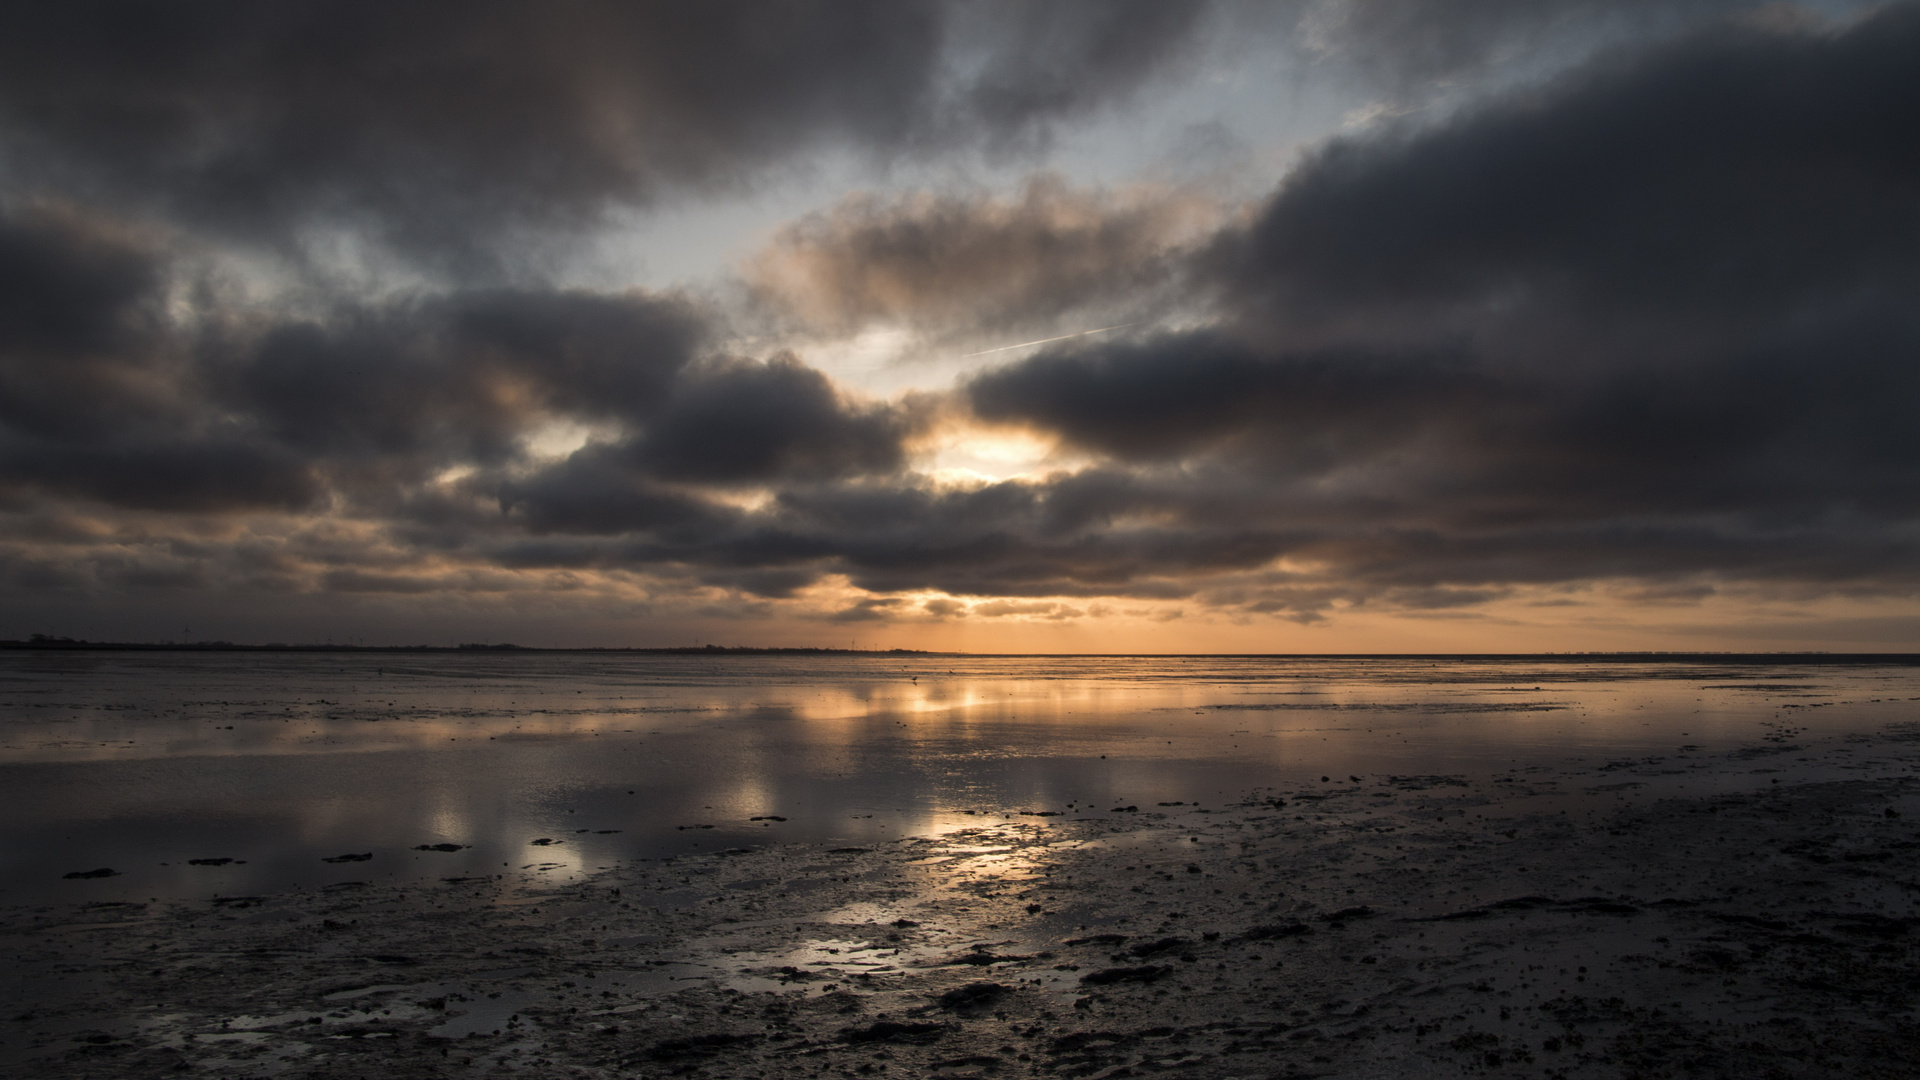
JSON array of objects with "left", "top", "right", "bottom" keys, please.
[{"left": 7, "top": 743, "right": 1919, "bottom": 1079}]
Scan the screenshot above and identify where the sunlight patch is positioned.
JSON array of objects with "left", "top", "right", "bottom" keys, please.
[{"left": 521, "top": 418, "right": 615, "bottom": 461}]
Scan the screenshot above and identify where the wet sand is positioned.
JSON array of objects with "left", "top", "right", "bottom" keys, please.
[{"left": 7, "top": 726, "right": 1918, "bottom": 1078}]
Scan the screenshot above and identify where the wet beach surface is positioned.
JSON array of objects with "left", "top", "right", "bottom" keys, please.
[{"left": 3, "top": 655, "right": 1919, "bottom": 1076}]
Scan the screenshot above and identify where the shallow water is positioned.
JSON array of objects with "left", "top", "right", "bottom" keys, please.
[{"left": 3, "top": 651, "right": 1915, "bottom": 905}]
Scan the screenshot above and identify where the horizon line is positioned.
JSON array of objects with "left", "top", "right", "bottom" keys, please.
[{"left": 3, "top": 638, "right": 1916, "bottom": 663}]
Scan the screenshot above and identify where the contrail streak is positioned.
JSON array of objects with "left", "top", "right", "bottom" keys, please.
[{"left": 958, "top": 323, "right": 1136, "bottom": 358}]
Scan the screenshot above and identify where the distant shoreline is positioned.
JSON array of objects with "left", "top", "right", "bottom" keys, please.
[
  {"left": 0, "top": 638, "right": 930, "bottom": 656},
  {"left": 1, "top": 637, "right": 1915, "bottom": 663}
]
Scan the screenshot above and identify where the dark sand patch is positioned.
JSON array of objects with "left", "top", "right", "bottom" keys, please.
[{"left": 5, "top": 754, "right": 1919, "bottom": 1078}]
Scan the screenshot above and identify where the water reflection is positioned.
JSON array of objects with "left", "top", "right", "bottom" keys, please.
[{"left": 1, "top": 652, "right": 1913, "bottom": 904}]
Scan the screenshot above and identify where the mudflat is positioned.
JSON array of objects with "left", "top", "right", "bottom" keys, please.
[{"left": 7, "top": 736, "right": 1917, "bottom": 1079}]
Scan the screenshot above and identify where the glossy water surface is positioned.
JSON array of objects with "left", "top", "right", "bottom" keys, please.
[{"left": 3, "top": 652, "right": 1916, "bottom": 905}]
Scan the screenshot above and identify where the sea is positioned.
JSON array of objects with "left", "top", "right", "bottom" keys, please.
[{"left": 3, "top": 650, "right": 1916, "bottom": 906}]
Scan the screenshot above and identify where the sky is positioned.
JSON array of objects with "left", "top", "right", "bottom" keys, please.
[{"left": 1, "top": 0, "right": 1917, "bottom": 652}]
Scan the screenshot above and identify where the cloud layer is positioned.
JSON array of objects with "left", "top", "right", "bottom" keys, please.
[
  {"left": 1, "top": 2, "right": 1916, "bottom": 644},
  {"left": 0, "top": 1, "right": 1209, "bottom": 274},
  {"left": 965, "top": 4, "right": 1920, "bottom": 610}
]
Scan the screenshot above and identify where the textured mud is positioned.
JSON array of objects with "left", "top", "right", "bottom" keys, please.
[{"left": 6, "top": 744, "right": 1920, "bottom": 1079}]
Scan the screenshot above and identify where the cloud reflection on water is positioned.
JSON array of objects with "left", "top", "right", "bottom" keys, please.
[{"left": 2, "top": 652, "right": 1912, "bottom": 904}]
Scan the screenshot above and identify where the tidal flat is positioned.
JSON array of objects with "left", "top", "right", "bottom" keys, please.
[{"left": 3, "top": 655, "right": 1918, "bottom": 1077}]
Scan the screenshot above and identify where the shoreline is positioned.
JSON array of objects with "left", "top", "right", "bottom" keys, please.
[{"left": 6, "top": 741, "right": 1918, "bottom": 1078}]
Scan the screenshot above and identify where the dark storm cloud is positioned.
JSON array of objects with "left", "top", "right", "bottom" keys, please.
[
  {"left": 968, "top": 324, "right": 1920, "bottom": 529},
  {"left": 0, "top": 235, "right": 924, "bottom": 523},
  {"left": 0, "top": 259, "right": 721, "bottom": 513},
  {"left": 0, "top": 204, "right": 158, "bottom": 358},
  {"left": 630, "top": 354, "right": 908, "bottom": 484},
  {"left": 1215, "top": 2, "right": 1920, "bottom": 337},
  {"left": 0, "top": 204, "right": 175, "bottom": 441},
  {"left": 0, "top": 245, "right": 921, "bottom": 524},
  {"left": 969, "top": 333, "right": 1479, "bottom": 462},
  {"left": 491, "top": 352, "right": 916, "bottom": 538},
  {"left": 231, "top": 290, "right": 705, "bottom": 463},
  {"left": 945, "top": 6, "right": 1920, "bottom": 603},
  {"left": 694, "top": 457, "right": 1920, "bottom": 613},
  {"left": 726, "top": 472, "right": 1303, "bottom": 600},
  {"left": 464, "top": 467, "right": 1300, "bottom": 604},
  {"left": 0, "top": 1, "right": 1210, "bottom": 271},
  {"left": 0, "top": 206, "right": 331, "bottom": 514},
  {"left": 0, "top": 436, "right": 322, "bottom": 513},
  {"left": 497, "top": 449, "right": 736, "bottom": 539}
]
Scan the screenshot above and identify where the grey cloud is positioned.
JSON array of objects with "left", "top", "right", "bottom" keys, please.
[
  {"left": 946, "top": 333, "right": 1920, "bottom": 605},
  {"left": 969, "top": 333, "right": 1479, "bottom": 462},
  {"left": 453, "top": 468, "right": 1297, "bottom": 603},
  {"left": 321, "top": 569, "right": 442, "bottom": 595},
  {"left": 0, "top": 204, "right": 176, "bottom": 442},
  {"left": 231, "top": 289, "right": 705, "bottom": 464},
  {"left": 1278, "top": 0, "right": 1833, "bottom": 94},
  {"left": 944, "top": 8, "right": 1920, "bottom": 600},
  {"left": 746, "top": 473, "right": 1302, "bottom": 599},
  {"left": 95, "top": 558, "right": 210, "bottom": 592},
  {"left": 497, "top": 450, "right": 736, "bottom": 538},
  {"left": 0, "top": 206, "right": 331, "bottom": 513},
  {"left": 492, "top": 350, "right": 918, "bottom": 535},
  {"left": 5, "top": 249, "right": 918, "bottom": 521},
  {"left": 949, "top": 0, "right": 1212, "bottom": 153},
  {"left": 0, "top": 552, "right": 92, "bottom": 592},
  {"left": 0, "top": 204, "right": 159, "bottom": 357},
  {"left": 1215, "top": 3, "right": 1920, "bottom": 340},
  {"left": 698, "top": 567, "right": 823, "bottom": 600},
  {"left": 748, "top": 175, "right": 1213, "bottom": 340},
  {"left": 1295, "top": 0, "right": 1567, "bottom": 79},
  {"left": 827, "top": 597, "right": 904, "bottom": 623},
  {"left": 968, "top": 321, "right": 1920, "bottom": 525},
  {"left": 0, "top": 1, "right": 1212, "bottom": 272},
  {"left": 631, "top": 354, "right": 908, "bottom": 484},
  {"left": 0, "top": 437, "right": 323, "bottom": 513},
  {"left": 0, "top": 203, "right": 732, "bottom": 512},
  {"left": 0, "top": 282, "right": 711, "bottom": 516}
]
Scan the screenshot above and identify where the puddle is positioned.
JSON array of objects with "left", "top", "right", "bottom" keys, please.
[{"left": 430, "top": 990, "right": 543, "bottom": 1039}]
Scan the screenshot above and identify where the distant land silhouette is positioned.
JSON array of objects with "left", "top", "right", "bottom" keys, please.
[
  {"left": 1, "top": 635, "right": 928, "bottom": 656},
  {"left": 1, "top": 636, "right": 1915, "bottom": 664}
]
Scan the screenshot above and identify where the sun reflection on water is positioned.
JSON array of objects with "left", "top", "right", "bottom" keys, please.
[{"left": 4, "top": 652, "right": 1913, "bottom": 904}]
